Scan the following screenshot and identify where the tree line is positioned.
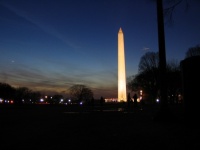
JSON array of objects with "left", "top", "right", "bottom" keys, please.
[
  {"left": 127, "top": 45, "right": 200, "bottom": 104},
  {"left": 0, "top": 82, "right": 95, "bottom": 105},
  {"left": 0, "top": 45, "right": 199, "bottom": 105}
]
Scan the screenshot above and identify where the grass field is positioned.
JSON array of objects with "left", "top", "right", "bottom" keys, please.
[{"left": 0, "top": 103, "right": 198, "bottom": 150}]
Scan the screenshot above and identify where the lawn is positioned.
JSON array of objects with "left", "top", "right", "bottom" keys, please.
[{"left": 0, "top": 103, "right": 198, "bottom": 150}]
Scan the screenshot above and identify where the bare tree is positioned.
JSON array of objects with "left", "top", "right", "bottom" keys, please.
[
  {"left": 138, "top": 52, "right": 159, "bottom": 73},
  {"left": 15, "top": 87, "right": 32, "bottom": 104},
  {"left": 154, "top": 0, "right": 194, "bottom": 120},
  {"left": 68, "top": 84, "right": 93, "bottom": 104},
  {"left": 155, "top": 0, "right": 187, "bottom": 120},
  {"left": 138, "top": 52, "right": 160, "bottom": 103},
  {"left": 0, "top": 82, "right": 16, "bottom": 100},
  {"left": 128, "top": 49, "right": 181, "bottom": 104},
  {"left": 185, "top": 45, "right": 200, "bottom": 58},
  {"left": 163, "top": 0, "right": 190, "bottom": 24}
]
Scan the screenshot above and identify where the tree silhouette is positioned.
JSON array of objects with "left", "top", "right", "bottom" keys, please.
[
  {"left": 68, "top": 84, "right": 93, "bottom": 104},
  {"left": 138, "top": 52, "right": 159, "bottom": 103},
  {"left": 15, "top": 87, "right": 32, "bottom": 104},
  {"left": 185, "top": 45, "right": 200, "bottom": 58},
  {"left": 0, "top": 82, "right": 16, "bottom": 101},
  {"left": 127, "top": 51, "right": 181, "bottom": 104},
  {"left": 155, "top": 0, "right": 189, "bottom": 121}
]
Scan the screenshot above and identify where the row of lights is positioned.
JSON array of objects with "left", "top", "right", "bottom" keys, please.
[{"left": 0, "top": 98, "right": 14, "bottom": 104}]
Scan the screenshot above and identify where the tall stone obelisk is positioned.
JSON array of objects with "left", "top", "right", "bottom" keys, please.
[{"left": 118, "top": 27, "right": 127, "bottom": 102}]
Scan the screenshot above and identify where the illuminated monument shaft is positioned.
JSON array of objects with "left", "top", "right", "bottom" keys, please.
[{"left": 118, "top": 28, "right": 127, "bottom": 102}]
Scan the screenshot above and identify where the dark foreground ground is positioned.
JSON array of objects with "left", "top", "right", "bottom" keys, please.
[{"left": 0, "top": 103, "right": 199, "bottom": 150}]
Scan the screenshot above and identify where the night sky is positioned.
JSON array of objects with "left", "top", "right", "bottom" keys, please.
[{"left": 0, "top": 0, "right": 200, "bottom": 99}]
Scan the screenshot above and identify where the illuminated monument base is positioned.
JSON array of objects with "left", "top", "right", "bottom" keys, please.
[{"left": 118, "top": 28, "right": 127, "bottom": 102}]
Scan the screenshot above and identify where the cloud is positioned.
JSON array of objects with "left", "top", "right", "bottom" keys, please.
[
  {"left": 142, "top": 47, "right": 150, "bottom": 51},
  {"left": 0, "top": 58, "right": 117, "bottom": 98}
]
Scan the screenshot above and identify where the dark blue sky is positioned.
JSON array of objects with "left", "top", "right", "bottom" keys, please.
[{"left": 0, "top": 0, "right": 200, "bottom": 99}]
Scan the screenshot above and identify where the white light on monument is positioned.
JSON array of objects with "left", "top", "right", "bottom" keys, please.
[{"left": 118, "top": 27, "right": 127, "bottom": 102}]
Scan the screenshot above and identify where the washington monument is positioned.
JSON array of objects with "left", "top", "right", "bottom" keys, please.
[{"left": 118, "top": 27, "right": 127, "bottom": 102}]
